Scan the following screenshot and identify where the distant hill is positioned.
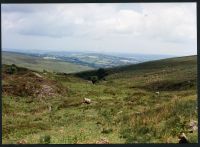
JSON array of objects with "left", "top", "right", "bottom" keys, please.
[
  {"left": 76, "top": 55, "right": 197, "bottom": 92},
  {"left": 108, "top": 55, "right": 197, "bottom": 73},
  {"left": 2, "top": 49, "right": 174, "bottom": 69},
  {"left": 2, "top": 51, "right": 94, "bottom": 73}
]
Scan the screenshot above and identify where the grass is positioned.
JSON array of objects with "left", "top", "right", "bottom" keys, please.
[{"left": 2, "top": 55, "right": 198, "bottom": 144}]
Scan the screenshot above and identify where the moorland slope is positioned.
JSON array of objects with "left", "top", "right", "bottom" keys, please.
[{"left": 2, "top": 55, "right": 198, "bottom": 144}]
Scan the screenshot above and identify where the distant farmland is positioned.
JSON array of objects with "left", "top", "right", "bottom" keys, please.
[{"left": 2, "top": 51, "right": 94, "bottom": 73}]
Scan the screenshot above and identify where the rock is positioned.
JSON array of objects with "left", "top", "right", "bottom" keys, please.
[
  {"left": 135, "top": 112, "right": 142, "bottom": 115},
  {"left": 178, "top": 133, "right": 189, "bottom": 144},
  {"left": 33, "top": 72, "right": 43, "bottom": 78},
  {"left": 17, "top": 139, "right": 27, "bottom": 144},
  {"left": 189, "top": 120, "right": 197, "bottom": 127},
  {"left": 48, "top": 105, "right": 52, "bottom": 112},
  {"left": 188, "top": 120, "right": 198, "bottom": 133},
  {"left": 96, "top": 138, "right": 109, "bottom": 144},
  {"left": 87, "top": 81, "right": 92, "bottom": 83},
  {"left": 117, "top": 111, "right": 123, "bottom": 114}
]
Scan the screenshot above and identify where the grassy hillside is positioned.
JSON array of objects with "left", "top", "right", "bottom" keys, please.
[
  {"left": 2, "top": 51, "right": 94, "bottom": 73},
  {"left": 2, "top": 55, "right": 198, "bottom": 144}
]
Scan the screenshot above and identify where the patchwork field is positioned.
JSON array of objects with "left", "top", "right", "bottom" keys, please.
[
  {"left": 2, "top": 51, "right": 94, "bottom": 73},
  {"left": 2, "top": 55, "right": 198, "bottom": 144}
]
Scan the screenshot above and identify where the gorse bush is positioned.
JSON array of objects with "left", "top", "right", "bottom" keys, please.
[
  {"left": 120, "top": 124, "right": 157, "bottom": 143},
  {"left": 39, "top": 135, "right": 51, "bottom": 144},
  {"left": 90, "top": 76, "right": 98, "bottom": 84},
  {"left": 6, "top": 64, "right": 17, "bottom": 74}
]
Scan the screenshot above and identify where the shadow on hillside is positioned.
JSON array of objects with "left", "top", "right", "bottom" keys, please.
[{"left": 142, "top": 80, "right": 196, "bottom": 91}]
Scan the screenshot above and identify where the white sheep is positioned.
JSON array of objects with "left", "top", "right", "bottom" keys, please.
[
  {"left": 83, "top": 98, "right": 91, "bottom": 104},
  {"left": 155, "top": 91, "right": 160, "bottom": 95}
]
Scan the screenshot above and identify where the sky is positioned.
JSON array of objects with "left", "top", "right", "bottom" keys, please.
[{"left": 1, "top": 3, "right": 197, "bottom": 56}]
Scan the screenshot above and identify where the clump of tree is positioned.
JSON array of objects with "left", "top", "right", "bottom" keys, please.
[
  {"left": 43, "top": 69, "right": 47, "bottom": 73},
  {"left": 39, "top": 135, "right": 51, "bottom": 144},
  {"left": 90, "top": 76, "right": 98, "bottom": 84},
  {"left": 6, "top": 64, "right": 18, "bottom": 74},
  {"left": 90, "top": 68, "right": 108, "bottom": 84},
  {"left": 97, "top": 68, "right": 108, "bottom": 80}
]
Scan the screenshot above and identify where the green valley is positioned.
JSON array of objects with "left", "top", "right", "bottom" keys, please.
[{"left": 2, "top": 55, "right": 198, "bottom": 144}]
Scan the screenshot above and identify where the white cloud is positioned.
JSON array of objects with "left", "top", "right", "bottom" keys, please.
[
  {"left": 139, "top": 3, "right": 196, "bottom": 42},
  {"left": 1, "top": 3, "right": 197, "bottom": 55}
]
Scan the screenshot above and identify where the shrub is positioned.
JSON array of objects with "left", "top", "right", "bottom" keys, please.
[
  {"left": 6, "top": 64, "right": 17, "bottom": 74},
  {"left": 90, "top": 76, "right": 98, "bottom": 84},
  {"left": 39, "top": 135, "right": 51, "bottom": 144},
  {"left": 101, "top": 128, "right": 113, "bottom": 134},
  {"left": 43, "top": 69, "right": 47, "bottom": 73}
]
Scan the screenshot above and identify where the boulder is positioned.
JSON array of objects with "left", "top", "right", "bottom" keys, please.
[
  {"left": 17, "top": 139, "right": 27, "bottom": 144},
  {"left": 96, "top": 138, "right": 109, "bottom": 144},
  {"left": 178, "top": 133, "right": 189, "bottom": 144},
  {"left": 188, "top": 120, "right": 198, "bottom": 133}
]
